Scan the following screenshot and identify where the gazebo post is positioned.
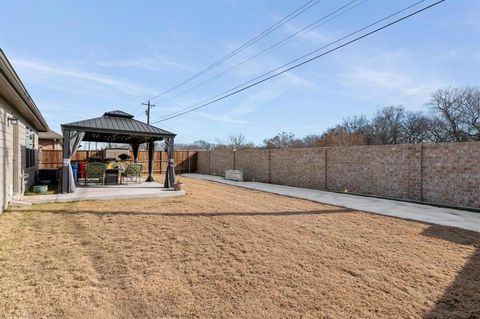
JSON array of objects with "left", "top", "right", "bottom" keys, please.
[
  {"left": 164, "top": 137, "right": 176, "bottom": 188},
  {"left": 60, "top": 129, "right": 71, "bottom": 193},
  {"left": 131, "top": 143, "right": 140, "bottom": 163},
  {"left": 146, "top": 141, "right": 155, "bottom": 182},
  {"left": 59, "top": 129, "right": 84, "bottom": 193}
]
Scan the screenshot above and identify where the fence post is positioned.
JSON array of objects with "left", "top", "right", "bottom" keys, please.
[
  {"left": 419, "top": 144, "right": 423, "bottom": 202},
  {"left": 159, "top": 150, "right": 163, "bottom": 174},
  {"left": 208, "top": 150, "right": 211, "bottom": 174},
  {"left": 268, "top": 149, "right": 271, "bottom": 184},
  {"left": 324, "top": 147, "right": 328, "bottom": 190},
  {"left": 187, "top": 151, "right": 191, "bottom": 173},
  {"left": 233, "top": 149, "right": 236, "bottom": 170}
]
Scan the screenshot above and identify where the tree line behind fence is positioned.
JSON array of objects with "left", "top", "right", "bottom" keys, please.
[
  {"left": 176, "top": 87, "right": 480, "bottom": 150},
  {"left": 40, "top": 150, "right": 198, "bottom": 174}
]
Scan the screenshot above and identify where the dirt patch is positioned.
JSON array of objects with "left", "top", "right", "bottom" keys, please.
[{"left": 0, "top": 176, "right": 478, "bottom": 318}]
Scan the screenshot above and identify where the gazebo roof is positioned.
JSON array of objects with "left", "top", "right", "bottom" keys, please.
[{"left": 61, "top": 110, "right": 175, "bottom": 144}]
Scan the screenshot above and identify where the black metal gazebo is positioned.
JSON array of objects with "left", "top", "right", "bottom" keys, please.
[{"left": 60, "top": 110, "right": 176, "bottom": 193}]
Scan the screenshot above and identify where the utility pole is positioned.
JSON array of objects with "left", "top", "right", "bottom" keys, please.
[
  {"left": 143, "top": 100, "right": 156, "bottom": 182},
  {"left": 142, "top": 100, "right": 155, "bottom": 124}
]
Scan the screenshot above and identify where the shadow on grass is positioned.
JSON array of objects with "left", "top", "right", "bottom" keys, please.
[
  {"left": 20, "top": 208, "right": 352, "bottom": 218},
  {"left": 422, "top": 225, "right": 480, "bottom": 318}
]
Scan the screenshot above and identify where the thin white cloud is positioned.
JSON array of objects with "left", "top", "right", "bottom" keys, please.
[
  {"left": 346, "top": 66, "right": 442, "bottom": 96},
  {"left": 341, "top": 66, "right": 445, "bottom": 109},
  {"left": 195, "top": 112, "right": 251, "bottom": 124},
  {"left": 336, "top": 48, "right": 448, "bottom": 108},
  {"left": 283, "top": 72, "right": 315, "bottom": 88},
  {"left": 282, "top": 21, "right": 330, "bottom": 45},
  {"left": 195, "top": 72, "right": 313, "bottom": 123},
  {"left": 10, "top": 58, "right": 157, "bottom": 96},
  {"left": 229, "top": 87, "right": 283, "bottom": 116},
  {"left": 96, "top": 57, "right": 194, "bottom": 72}
]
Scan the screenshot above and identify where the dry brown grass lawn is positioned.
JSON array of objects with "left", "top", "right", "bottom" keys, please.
[{"left": 0, "top": 176, "right": 479, "bottom": 318}]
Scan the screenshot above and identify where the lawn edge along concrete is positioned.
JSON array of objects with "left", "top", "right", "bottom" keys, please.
[{"left": 184, "top": 173, "right": 480, "bottom": 233}]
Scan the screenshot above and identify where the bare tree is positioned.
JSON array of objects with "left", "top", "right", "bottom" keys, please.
[
  {"left": 429, "top": 87, "right": 469, "bottom": 142},
  {"left": 428, "top": 87, "right": 480, "bottom": 141},
  {"left": 371, "top": 105, "right": 405, "bottom": 144},
  {"left": 176, "top": 140, "right": 214, "bottom": 150},
  {"left": 302, "top": 134, "right": 322, "bottom": 147},
  {"left": 317, "top": 128, "right": 366, "bottom": 147},
  {"left": 216, "top": 133, "right": 254, "bottom": 149},
  {"left": 425, "top": 115, "right": 452, "bottom": 143},
  {"left": 462, "top": 87, "right": 480, "bottom": 140},
  {"left": 263, "top": 132, "right": 300, "bottom": 149},
  {"left": 341, "top": 115, "right": 372, "bottom": 134},
  {"left": 339, "top": 115, "right": 374, "bottom": 144},
  {"left": 400, "top": 111, "right": 431, "bottom": 144}
]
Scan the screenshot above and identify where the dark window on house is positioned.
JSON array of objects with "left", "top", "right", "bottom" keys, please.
[
  {"left": 25, "top": 127, "right": 36, "bottom": 169},
  {"left": 26, "top": 148, "right": 36, "bottom": 168}
]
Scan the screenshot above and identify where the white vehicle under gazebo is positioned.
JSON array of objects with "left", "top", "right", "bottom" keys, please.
[{"left": 59, "top": 110, "right": 176, "bottom": 193}]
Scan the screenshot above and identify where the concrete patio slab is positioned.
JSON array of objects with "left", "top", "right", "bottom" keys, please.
[
  {"left": 23, "top": 182, "right": 185, "bottom": 204},
  {"left": 184, "top": 173, "right": 480, "bottom": 233}
]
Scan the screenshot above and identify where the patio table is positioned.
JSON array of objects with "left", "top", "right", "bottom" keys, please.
[{"left": 105, "top": 169, "right": 121, "bottom": 185}]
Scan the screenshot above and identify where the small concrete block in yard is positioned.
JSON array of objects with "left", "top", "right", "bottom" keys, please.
[
  {"left": 225, "top": 170, "right": 243, "bottom": 182},
  {"left": 9, "top": 200, "right": 32, "bottom": 208}
]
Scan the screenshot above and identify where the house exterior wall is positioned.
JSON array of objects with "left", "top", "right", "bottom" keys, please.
[{"left": 0, "top": 96, "right": 39, "bottom": 212}]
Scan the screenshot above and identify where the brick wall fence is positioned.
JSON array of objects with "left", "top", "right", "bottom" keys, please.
[{"left": 196, "top": 142, "right": 480, "bottom": 209}]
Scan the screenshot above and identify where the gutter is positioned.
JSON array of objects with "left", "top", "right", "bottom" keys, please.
[{"left": 0, "top": 49, "right": 49, "bottom": 132}]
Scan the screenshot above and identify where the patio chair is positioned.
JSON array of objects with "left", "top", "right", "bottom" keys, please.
[
  {"left": 84, "top": 162, "right": 107, "bottom": 186},
  {"left": 121, "top": 163, "right": 142, "bottom": 184}
]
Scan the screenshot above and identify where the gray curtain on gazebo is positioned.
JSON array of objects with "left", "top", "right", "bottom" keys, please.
[
  {"left": 164, "top": 137, "right": 176, "bottom": 188},
  {"left": 61, "top": 130, "right": 84, "bottom": 193},
  {"left": 131, "top": 143, "right": 140, "bottom": 163}
]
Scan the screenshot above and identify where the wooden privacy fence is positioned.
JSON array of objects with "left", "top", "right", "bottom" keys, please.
[{"left": 40, "top": 150, "right": 198, "bottom": 174}]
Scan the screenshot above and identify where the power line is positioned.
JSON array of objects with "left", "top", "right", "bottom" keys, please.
[
  {"left": 151, "top": 0, "right": 443, "bottom": 124},
  {"left": 148, "top": 0, "right": 324, "bottom": 101},
  {"left": 164, "top": 126, "right": 217, "bottom": 145},
  {"left": 151, "top": 0, "right": 367, "bottom": 106},
  {"left": 153, "top": 0, "right": 431, "bottom": 122}
]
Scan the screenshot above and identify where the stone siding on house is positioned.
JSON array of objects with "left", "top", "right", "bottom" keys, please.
[{"left": 0, "top": 96, "right": 39, "bottom": 212}]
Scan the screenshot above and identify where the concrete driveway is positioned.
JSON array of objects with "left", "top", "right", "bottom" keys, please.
[{"left": 185, "top": 173, "right": 480, "bottom": 233}]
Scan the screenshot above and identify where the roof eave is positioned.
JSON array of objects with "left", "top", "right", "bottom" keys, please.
[
  {"left": 61, "top": 124, "right": 176, "bottom": 138},
  {"left": 0, "top": 49, "right": 49, "bottom": 132}
]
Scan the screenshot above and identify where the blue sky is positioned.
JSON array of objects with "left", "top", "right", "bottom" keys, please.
[{"left": 1, "top": 0, "right": 479, "bottom": 144}]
